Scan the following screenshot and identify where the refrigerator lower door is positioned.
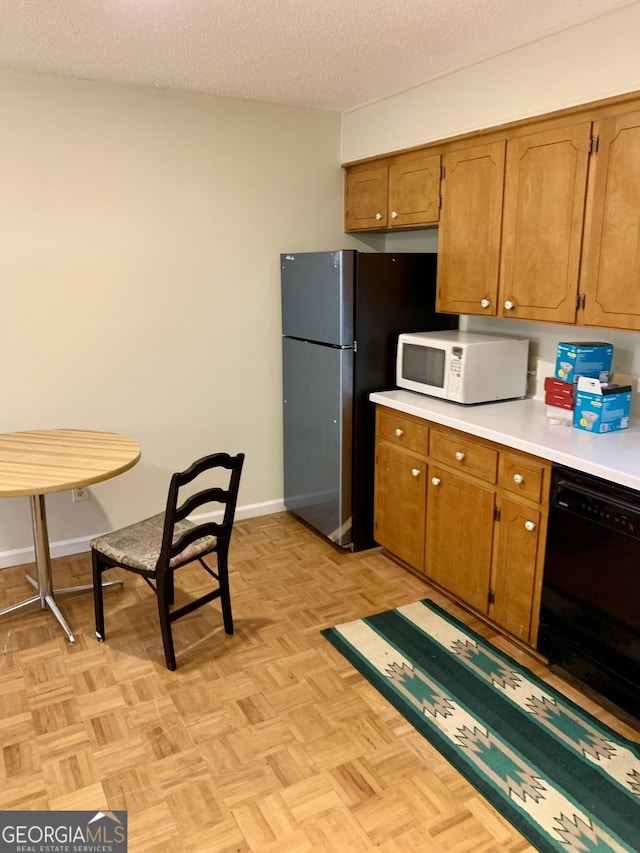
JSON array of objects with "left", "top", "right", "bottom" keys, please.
[{"left": 283, "top": 336, "right": 353, "bottom": 548}]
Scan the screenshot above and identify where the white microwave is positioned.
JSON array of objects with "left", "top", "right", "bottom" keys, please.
[{"left": 396, "top": 330, "right": 529, "bottom": 404}]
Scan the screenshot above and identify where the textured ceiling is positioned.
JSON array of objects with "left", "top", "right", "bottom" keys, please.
[{"left": 0, "top": 0, "right": 635, "bottom": 111}]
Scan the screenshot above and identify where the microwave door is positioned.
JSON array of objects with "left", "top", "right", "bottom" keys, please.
[{"left": 399, "top": 342, "right": 448, "bottom": 399}]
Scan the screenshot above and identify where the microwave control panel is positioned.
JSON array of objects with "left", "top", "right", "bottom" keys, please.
[{"left": 448, "top": 346, "right": 463, "bottom": 395}]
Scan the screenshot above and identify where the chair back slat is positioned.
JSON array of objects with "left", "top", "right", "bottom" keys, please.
[
  {"left": 174, "top": 486, "right": 231, "bottom": 523},
  {"left": 170, "top": 522, "right": 223, "bottom": 559},
  {"left": 175, "top": 452, "right": 239, "bottom": 487}
]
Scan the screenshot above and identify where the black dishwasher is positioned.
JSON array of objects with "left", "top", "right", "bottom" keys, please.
[{"left": 538, "top": 464, "right": 640, "bottom": 719}]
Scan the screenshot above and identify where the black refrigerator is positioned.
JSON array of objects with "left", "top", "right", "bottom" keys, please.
[{"left": 281, "top": 250, "right": 458, "bottom": 551}]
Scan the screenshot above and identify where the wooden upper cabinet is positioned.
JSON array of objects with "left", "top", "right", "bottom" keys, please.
[
  {"left": 345, "top": 153, "right": 440, "bottom": 232},
  {"left": 345, "top": 165, "right": 388, "bottom": 230},
  {"left": 437, "top": 141, "right": 505, "bottom": 315},
  {"left": 388, "top": 154, "right": 441, "bottom": 227},
  {"left": 345, "top": 93, "right": 640, "bottom": 329},
  {"left": 579, "top": 109, "right": 640, "bottom": 331},
  {"left": 499, "top": 122, "right": 592, "bottom": 323}
]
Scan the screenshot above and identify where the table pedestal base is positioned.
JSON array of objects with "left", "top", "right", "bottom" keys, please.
[
  {"left": 0, "top": 495, "right": 122, "bottom": 644},
  {"left": 0, "top": 573, "right": 124, "bottom": 644}
]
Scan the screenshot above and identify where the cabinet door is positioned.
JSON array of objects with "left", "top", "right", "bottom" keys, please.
[
  {"left": 345, "top": 166, "right": 388, "bottom": 231},
  {"left": 580, "top": 110, "right": 640, "bottom": 331},
  {"left": 388, "top": 154, "right": 441, "bottom": 227},
  {"left": 425, "top": 467, "right": 494, "bottom": 612},
  {"left": 500, "top": 123, "right": 592, "bottom": 322},
  {"left": 490, "top": 498, "right": 541, "bottom": 643},
  {"left": 374, "top": 443, "right": 426, "bottom": 570},
  {"left": 437, "top": 141, "right": 505, "bottom": 315}
]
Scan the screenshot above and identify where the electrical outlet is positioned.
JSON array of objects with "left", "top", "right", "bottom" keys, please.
[{"left": 72, "top": 487, "right": 89, "bottom": 503}]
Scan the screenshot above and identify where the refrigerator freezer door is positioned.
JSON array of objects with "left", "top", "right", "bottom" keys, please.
[
  {"left": 281, "top": 251, "right": 354, "bottom": 346},
  {"left": 282, "top": 336, "right": 353, "bottom": 547}
]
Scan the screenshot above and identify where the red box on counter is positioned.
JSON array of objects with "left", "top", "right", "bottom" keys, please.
[
  {"left": 545, "top": 392, "right": 574, "bottom": 410},
  {"left": 544, "top": 377, "right": 575, "bottom": 398}
]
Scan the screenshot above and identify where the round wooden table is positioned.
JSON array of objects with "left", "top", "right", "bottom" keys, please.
[{"left": 0, "top": 429, "right": 141, "bottom": 642}]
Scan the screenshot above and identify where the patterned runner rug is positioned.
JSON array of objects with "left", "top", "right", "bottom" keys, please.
[{"left": 322, "top": 599, "right": 640, "bottom": 853}]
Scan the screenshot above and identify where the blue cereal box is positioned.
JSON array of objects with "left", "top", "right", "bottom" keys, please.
[
  {"left": 554, "top": 341, "right": 613, "bottom": 383},
  {"left": 573, "top": 374, "right": 632, "bottom": 434}
]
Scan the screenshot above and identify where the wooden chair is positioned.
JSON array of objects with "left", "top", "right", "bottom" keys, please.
[{"left": 91, "top": 452, "right": 245, "bottom": 670}]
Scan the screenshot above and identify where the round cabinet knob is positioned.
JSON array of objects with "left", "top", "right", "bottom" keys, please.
[
  {"left": 480, "top": 298, "right": 491, "bottom": 309},
  {"left": 525, "top": 520, "right": 537, "bottom": 532},
  {"left": 455, "top": 451, "right": 465, "bottom": 462},
  {"left": 375, "top": 212, "right": 383, "bottom": 221},
  {"left": 513, "top": 473, "right": 524, "bottom": 484},
  {"left": 395, "top": 428, "right": 404, "bottom": 437},
  {"left": 391, "top": 210, "right": 398, "bottom": 219},
  {"left": 431, "top": 477, "right": 441, "bottom": 486},
  {"left": 411, "top": 468, "right": 420, "bottom": 478},
  {"left": 504, "top": 300, "right": 515, "bottom": 311}
]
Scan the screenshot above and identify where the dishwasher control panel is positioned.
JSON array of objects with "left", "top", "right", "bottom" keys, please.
[{"left": 554, "top": 474, "right": 640, "bottom": 540}]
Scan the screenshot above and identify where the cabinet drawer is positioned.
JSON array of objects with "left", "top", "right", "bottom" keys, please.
[
  {"left": 377, "top": 409, "right": 428, "bottom": 455},
  {"left": 430, "top": 429, "right": 497, "bottom": 482},
  {"left": 499, "top": 453, "right": 550, "bottom": 504}
]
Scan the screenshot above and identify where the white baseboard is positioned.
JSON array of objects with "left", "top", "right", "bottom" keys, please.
[{"left": 0, "top": 498, "right": 285, "bottom": 570}]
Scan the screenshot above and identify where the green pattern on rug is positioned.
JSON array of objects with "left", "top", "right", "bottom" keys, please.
[{"left": 322, "top": 599, "right": 640, "bottom": 853}]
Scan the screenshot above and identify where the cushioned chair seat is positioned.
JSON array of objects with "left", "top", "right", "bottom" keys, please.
[{"left": 90, "top": 513, "right": 217, "bottom": 574}]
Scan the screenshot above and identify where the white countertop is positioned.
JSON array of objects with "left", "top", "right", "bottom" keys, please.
[{"left": 370, "top": 390, "right": 640, "bottom": 491}]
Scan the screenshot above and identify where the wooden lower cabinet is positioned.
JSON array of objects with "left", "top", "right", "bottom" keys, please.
[
  {"left": 490, "top": 498, "right": 544, "bottom": 642},
  {"left": 374, "top": 408, "right": 429, "bottom": 569},
  {"left": 374, "top": 406, "right": 551, "bottom": 647},
  {"left": 425, "top": 466, "right": 494, "bottom": 612},
  {"left": 374, "top": 442, "right": 427, "bottom": 569}
]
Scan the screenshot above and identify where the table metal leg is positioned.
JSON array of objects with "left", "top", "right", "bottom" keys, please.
[
  {"left": 0, "top": 592, "right": 42, "bottom": 617},
  {"left": 0, "top": 498, "right": 57, "bottom": 623},
  {"left": 26, "top": 572, "right": 123, "bottom": 597},
  {"left": 30, "top": 494, "right": 51, "bottom": 608},
  {"left": 25, "top": 575, "right": 124, "bottom": 596},
  {"left": 30, "top": 494, "right": 76, "bottom": 643}
]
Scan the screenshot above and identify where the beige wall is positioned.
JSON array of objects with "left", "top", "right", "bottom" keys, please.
[
  {"left": 342, "top": 3, "right": 640, "bottom": 162},
  {"left": 0, "top": 70, "right": 355, "bottom": 566}
]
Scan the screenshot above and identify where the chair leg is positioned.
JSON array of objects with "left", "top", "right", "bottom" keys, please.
[
  {"left": 167, "top": 568, "right": 175, "bottom": 606},
  {"left": 217, "top": 553, "right": 234, "bottom": 635},
  {"left": 157, "top": 584, "right": 177, "bottom": 671},
  {"left": 92, "top": 549, "right": 106, "bottom": 642}
]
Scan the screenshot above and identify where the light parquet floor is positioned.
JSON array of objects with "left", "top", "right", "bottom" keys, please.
[{"left": 0, "top": 511, "right": 637, "bottom": 852}]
